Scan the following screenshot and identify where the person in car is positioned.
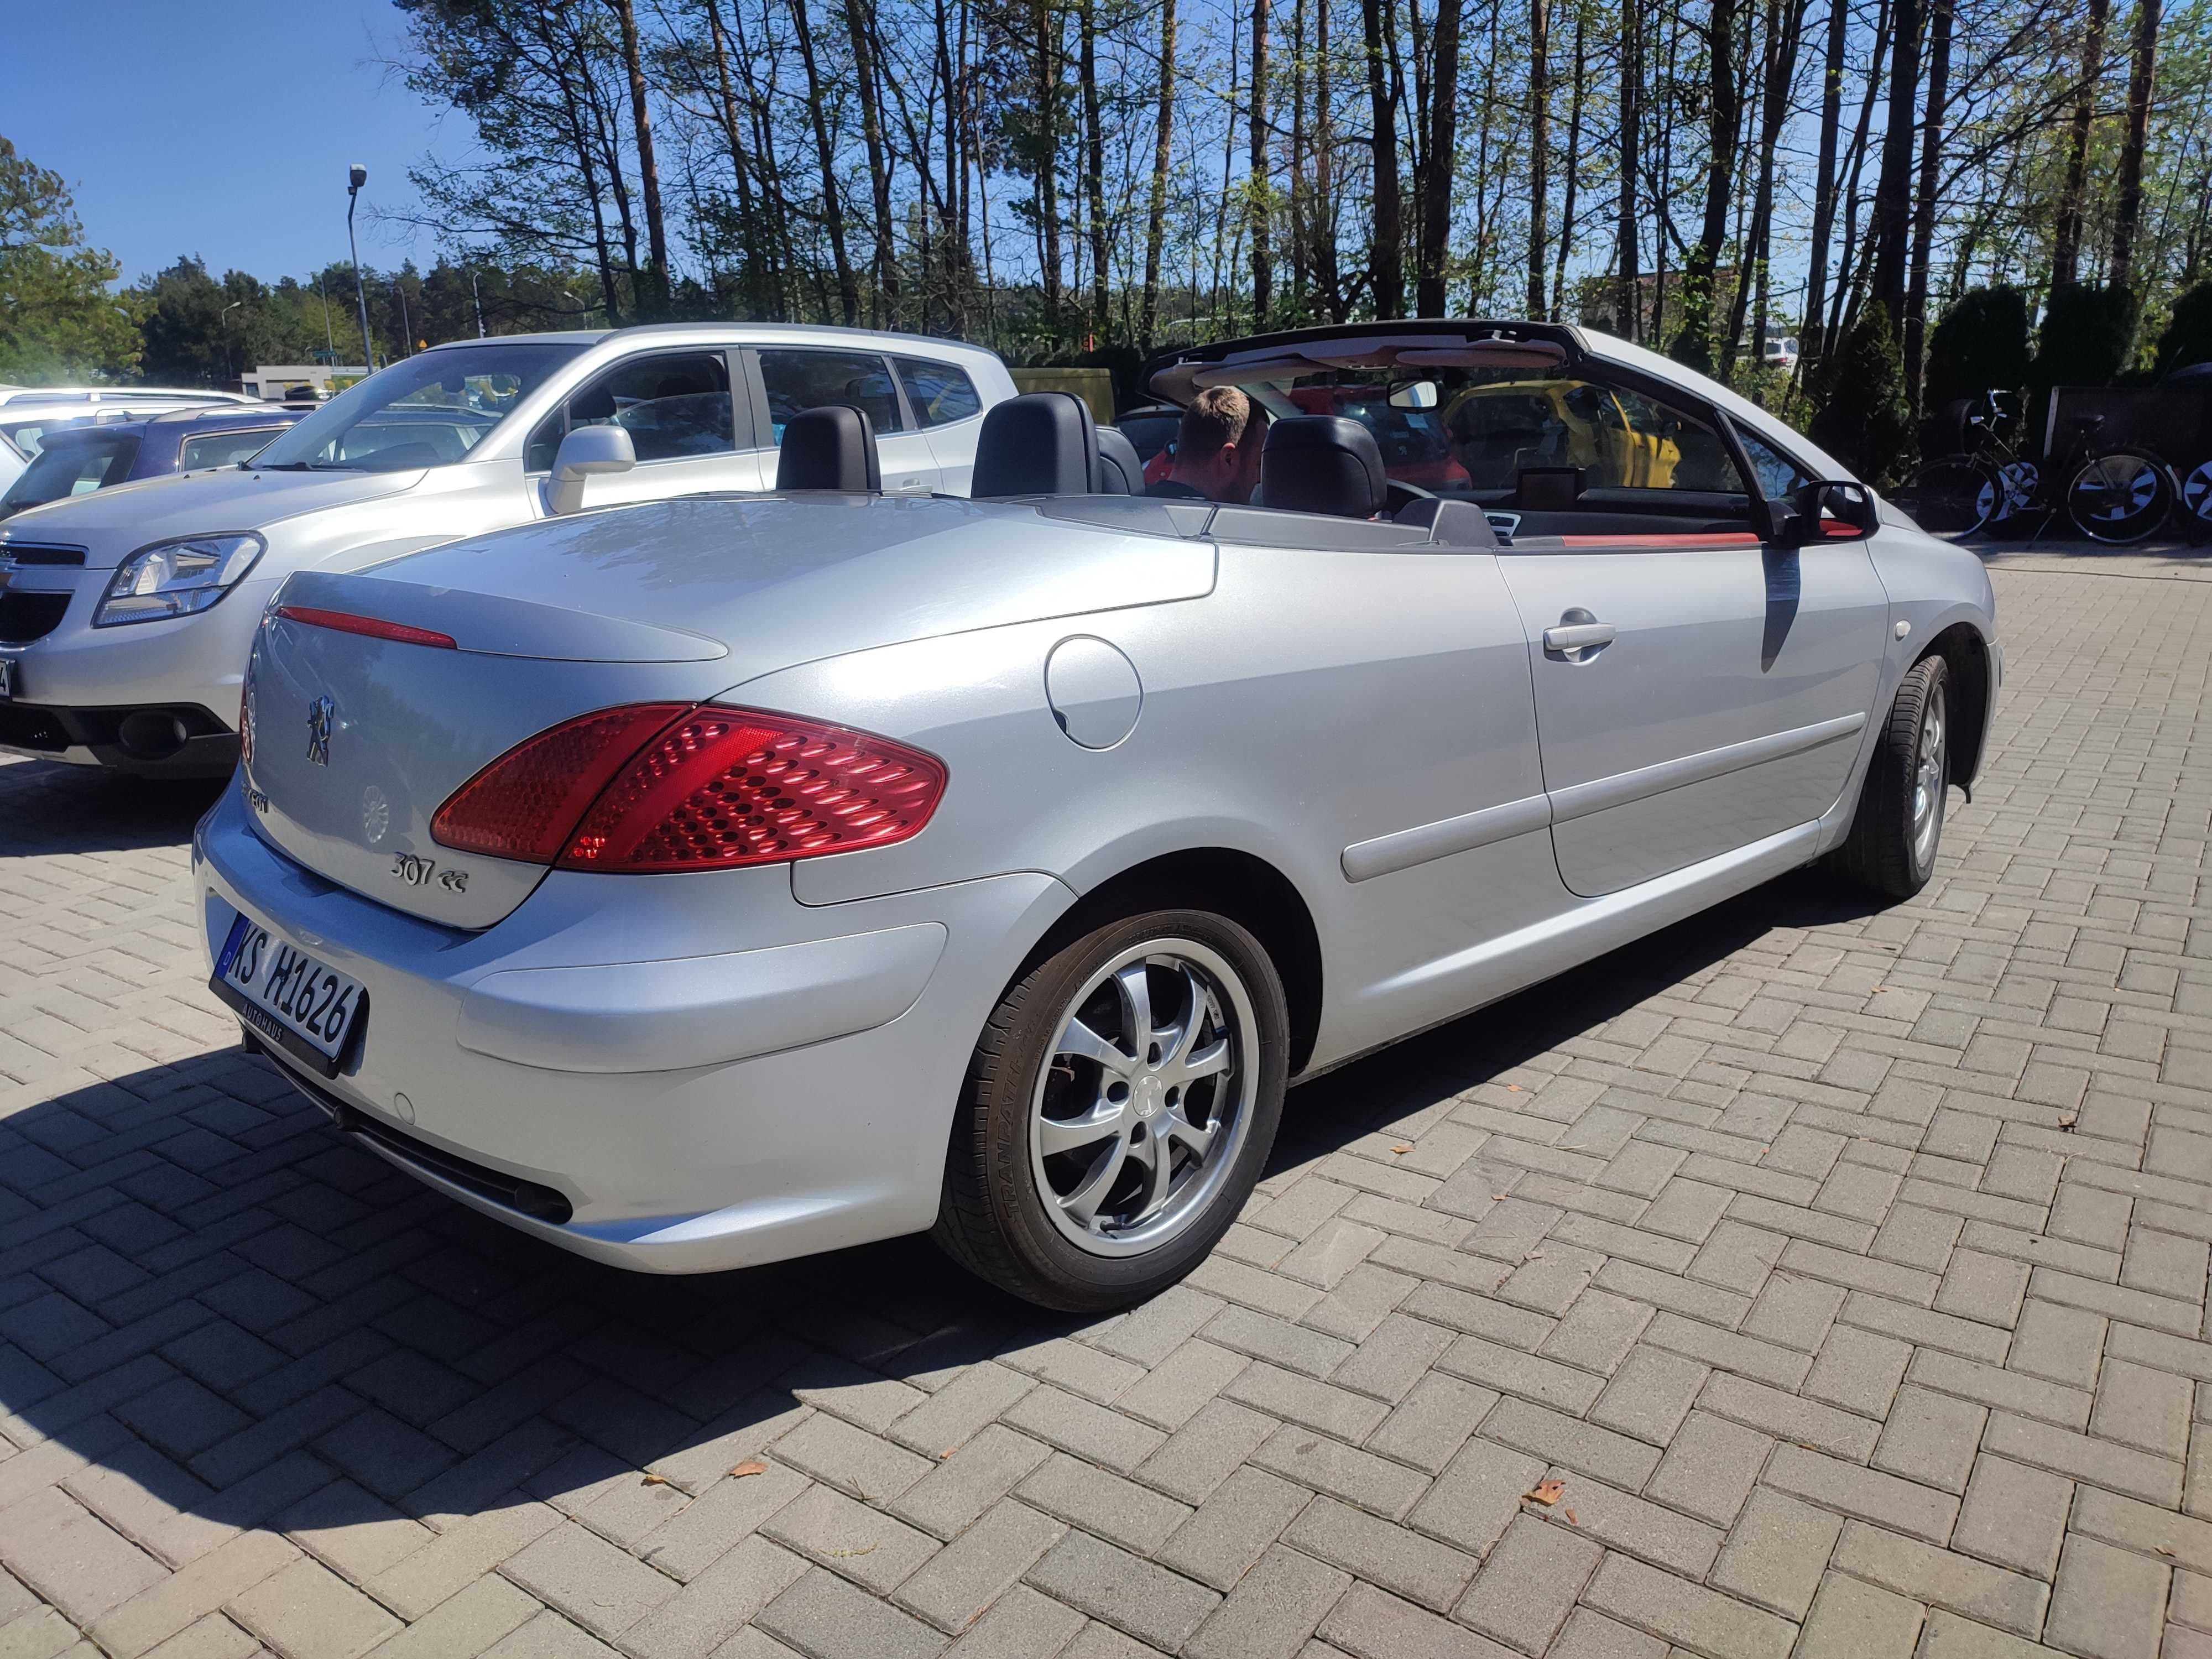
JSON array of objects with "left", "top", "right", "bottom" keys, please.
[{"left": 1149, "top": 387, "right": 1269, "bottom": 503}]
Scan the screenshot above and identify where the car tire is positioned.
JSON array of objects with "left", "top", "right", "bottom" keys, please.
[
  {"left": 1826, "top": 653, "right": 1950, "bottom": 900},
  {"left": 934, "top": 907, "right": 1289, "bottom": 1311}
]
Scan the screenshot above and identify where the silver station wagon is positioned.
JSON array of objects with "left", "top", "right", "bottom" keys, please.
[{"left": 193, "top": 320, "right": 1998, "bottom": 1310}]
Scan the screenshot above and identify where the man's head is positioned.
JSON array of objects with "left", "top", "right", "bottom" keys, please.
[{"left": 1166, "top": 386, "right": 1271, "bottom": 503}]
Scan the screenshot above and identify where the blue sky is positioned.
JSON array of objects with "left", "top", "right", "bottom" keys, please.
[{"left": 2, "top": 2, "right": 467, "bottom": 285}]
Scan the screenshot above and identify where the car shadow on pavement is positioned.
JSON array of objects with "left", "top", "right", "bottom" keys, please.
[
  {"left": 0, "top": 758, "right": 223, "bottom": 858},
  {"left": 0, "top": 867, "right": 1888, "bottom": 1565}
]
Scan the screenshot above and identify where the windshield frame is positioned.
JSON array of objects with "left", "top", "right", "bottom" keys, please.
[{"left": 248, "top": 341, "right": 591, "bottom": 474}]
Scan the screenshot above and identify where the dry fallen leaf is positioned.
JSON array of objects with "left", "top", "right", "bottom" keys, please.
[
  {"left": 1525, "top": 1248, "right": 1545, "bottom": 1260},
  {"left": 1524, "top": 1478, "right": 1566, "bottom": 1506},
  {"left": 1506, "top": 1084, "right": 1523, "bottom": 1093},
  {"left": 2158, "top": 1545, "right": 2177, "bottom": 1557},
  {"left": 1392, "top": 1143, "right": 1416, "bottom": 1155},
  {"left": 729, "top": 1460, "right": 769, "bottom": 1479},
  {"left": 941, "top": 1448, "right": 957, "bottom": 1459},
  {"left": 2058, "top": 1112, "right": 2079, "bottom": 1132},
  {"left": 1563, "top": 1508, "right": 1579, "bottom": 1525},
  {"left": 640, "top": 1473, "right": 670, "bottom": 1486}
]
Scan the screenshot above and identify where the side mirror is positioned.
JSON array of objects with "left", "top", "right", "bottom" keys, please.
[
  {"left": 1793, "top": 479, "right": 1878, "bottom": 542},
  {"left": 546, "top": 425, "right": 635, "bottom": 515}
]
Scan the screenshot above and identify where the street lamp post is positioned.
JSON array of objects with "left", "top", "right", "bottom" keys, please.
[
  {"left": 346, "top": 164, "right": 374, "bottom": 376},
  {"left": 220, "top": 300, "right": 243, "bottom": 385}
]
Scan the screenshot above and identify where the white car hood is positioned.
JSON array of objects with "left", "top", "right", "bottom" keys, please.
[{"left": 0, "top": 466, "right": 421, "bottom": 567}]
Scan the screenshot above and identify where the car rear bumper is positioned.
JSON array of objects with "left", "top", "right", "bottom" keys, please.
[{"left": 191, "top": 785, "right": 1072, "bottom": 1274}]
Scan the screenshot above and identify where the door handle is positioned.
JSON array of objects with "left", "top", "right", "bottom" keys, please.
[{"left": 1543, "top": 621, "right": 1616, "bottom": 654}]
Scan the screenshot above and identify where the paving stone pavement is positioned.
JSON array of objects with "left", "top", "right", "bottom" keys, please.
[{"left": 1, "top": 555, "right": 2209, "bottom": 1659}]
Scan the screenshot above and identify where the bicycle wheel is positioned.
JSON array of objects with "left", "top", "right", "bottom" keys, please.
[
  {"left": 2066, "top": 450, "right": 2178, "bottom": 544},
  {"left": 1898, "top": 457, "right": 1997, "bottom": 535},
  {"left": 2179, "top": 458, "right": 2212, "bottom": 542},
  {"left": 1985, "top": 460, "right": 2040, "bottom": 528}
]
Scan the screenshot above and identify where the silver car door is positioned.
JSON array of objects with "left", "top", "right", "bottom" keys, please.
[
  {"left": 525, "top": 347, "right": 765, "bottom": 513},
  {"left": 1490, "top": 386, "right": 1890, "bottom": 898},
  {"left": 756, "top": 347, "right": 937, "bottom": 494},
  {"left": 1197, "top": 515, "right": 1566, "bottom": 1061},
  {"left": 1499, "top": 533, "right": 1886, "bottom": 898},
  {"left": 893, "top": 355, "right": 989, "bottom": 495}
]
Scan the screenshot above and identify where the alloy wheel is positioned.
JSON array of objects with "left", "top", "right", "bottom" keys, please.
[
  {"left": 1912, "top": 682, "right": 1947, "bottom": 869},
  {"left": 1030, "top": 939, "right": 1258, "bottom": 1256}
]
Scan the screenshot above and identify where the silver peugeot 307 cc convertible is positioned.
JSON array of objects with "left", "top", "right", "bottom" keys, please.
[{"left": 194, "top": 320, "right": 1998, "bottom": 1310}]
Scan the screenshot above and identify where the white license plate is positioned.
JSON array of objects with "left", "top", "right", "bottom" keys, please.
[
  {"left": 0, "top": 657, "right": 14, "bottom": 699},
  {"left": 215, "top": 911, "right": 367, "bottom": 1067}
]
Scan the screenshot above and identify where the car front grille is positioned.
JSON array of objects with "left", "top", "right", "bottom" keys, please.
[
  {"left": 0, "top": 590, "right": 70, "bottom": 643},
  {"left": 0, "top": 542, "right": 88, "bottom": 566}
]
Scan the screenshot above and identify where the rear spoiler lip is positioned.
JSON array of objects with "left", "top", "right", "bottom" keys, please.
[{"left": 274, "top": 569, "right": 729, "bottom": 664}]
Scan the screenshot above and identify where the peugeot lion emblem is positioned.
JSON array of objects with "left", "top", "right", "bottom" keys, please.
[{"left": 306, "top": 696, "right": 335, "bottom": 766}]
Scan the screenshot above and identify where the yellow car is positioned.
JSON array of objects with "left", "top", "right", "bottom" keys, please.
[{"left": 1443, "top": 379, "right": 1686, "bottom": 491}]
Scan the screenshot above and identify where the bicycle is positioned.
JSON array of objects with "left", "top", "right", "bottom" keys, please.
[{"left": 1898, "top": 390, "right": 2180, "bottom": 545}]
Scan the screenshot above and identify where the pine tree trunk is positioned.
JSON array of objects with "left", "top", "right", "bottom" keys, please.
[
  {"left": 1550, "top": 9, "right": 1584, "bottom": 320},
  {"left": 1140, "top": 0, "right": 1178, "bottom": 349},
  {"left": 609, "top": 0, "right": 670, "bottom": 316},
  {"left": 1868, "top": 0, "right": 1922, "bottom": 319},
  {"left": 1904, "top": 0, "right": 1952, "bottom": 404},
  {"left": 1252, "top": 0, "right": 1274, "bottom": 325},
  {"left": 844, "top": 0, "right": 899, "bottom": 322},
  {"left": 1316, "top": 0, "right": 1342, "bottom": 319},
  {"left": 2110, "top": 0, "right": 2163, "bottom": 293},
  {"left": 1361, "top": 0, "right": 1405, "bottom": 316},
  {"left": 703, "top": 0, "right": 764, "bottom": 319},
  {"left": 1037, "top": 0, "right": 1063, "bottom": 335},
  {"left": 1082, "top": 0, "right": 1109, "bottom": 339},
  {"left": 1672, "top": 0, "right": 1740, "bottom": 368},
  {"left": 1801, "top": 0, "right": 1847, "bottom": 368},
  {"left": 1615, "top": 0, "right": 1640, "bottom": 337},
  {"left": 1526, "top": 0, "right": 1550, "bottom": 317},
  {"left": 1418, "top": 0, "right": 1462, "bottom": 315},
  {"left": 790, "top": 0, "right": 860, "bottom": 325},
  {"left": 2050, "top": 0, "right": 2112, "bottom": 290}
]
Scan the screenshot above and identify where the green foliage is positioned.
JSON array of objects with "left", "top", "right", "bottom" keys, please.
[
  {"left": 1809, "top": 301, "right": 1915, "bottom": 486},
  {"left": 1925, "top": 286, "right": 2033, "bottom": 408},
  {"left": 0, "top": 137, "right": 141, "bottom": 382},
  {"left": 2031, "top": 282, "right": 2139, "bottom": 388},
  {"left": 2155, "top": 280, "right": 2212, "bottom": 375}
]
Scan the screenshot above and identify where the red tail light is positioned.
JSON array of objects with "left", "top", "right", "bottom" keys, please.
[
  {"left": 276, "top": 605, "right": 457, "bottom": 649},
  {"left": 431, "top": 703, "right": 946, "bottom": 874}
]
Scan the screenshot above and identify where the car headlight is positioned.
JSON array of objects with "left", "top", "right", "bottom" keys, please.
[{"left": 93, "top": 534, "right": 265, "bottom": 627}]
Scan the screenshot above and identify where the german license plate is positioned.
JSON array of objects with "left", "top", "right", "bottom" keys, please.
[
  {"left": 213, "top": 910, "right": 367, "bottom": 1072},
  {"left": 0, "top": 656, "right": 15, "bottom": 699}
]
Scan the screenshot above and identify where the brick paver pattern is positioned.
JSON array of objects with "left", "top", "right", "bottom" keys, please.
[{"left": 1, "top": 556, "right": 2209, "bottom": 1659}]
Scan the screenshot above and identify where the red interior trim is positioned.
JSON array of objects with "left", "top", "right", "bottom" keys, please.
[
  {"left": 275, "top": 605, "right": 457, "bottom": 649},
  {"left": 1553, "top": 532, "right": 1766, "bottom": 549}
]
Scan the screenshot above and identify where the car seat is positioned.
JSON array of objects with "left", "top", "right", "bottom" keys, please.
[
  {"left": 1096, "top": 427, "right": 1142, "bottom": 494},
  {"left": 776, "top": 405, "right": 881, "bottom": 492},
  {"left": 1255, "top": 415, "right": 1388, "bottom": 518},
  {"left": 971, "top": 392, "right": 1100, "bottom": 497}
]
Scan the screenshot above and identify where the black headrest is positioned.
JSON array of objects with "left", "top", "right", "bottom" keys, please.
[
  {"left": 1256, "top": 416, "right": 1388, "bottom": 518},
  {"left": 1097, "top": 427, "right": 1142, "bottom": 495},
  {"left": 777, "top": 405, "right": 880, "bottom": 492},
  {"left": 972, "top": 392, "right": 1099, "bottom": 498}
]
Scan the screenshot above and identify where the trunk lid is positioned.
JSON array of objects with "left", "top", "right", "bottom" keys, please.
[
  {"left": 244, "top": 603, "right": 734, "bottom": 928},
  {"left": 243, "top": 493, "right": 1212, "bottom": 928}
]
